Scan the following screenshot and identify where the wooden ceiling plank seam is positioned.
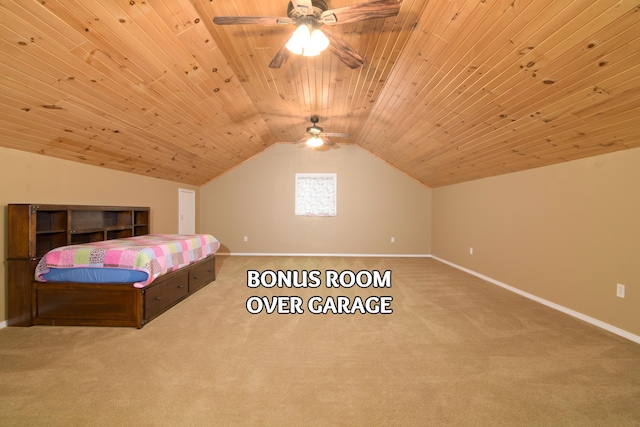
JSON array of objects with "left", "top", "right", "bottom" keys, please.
[
  {"left": 176, "top": 32, "right": 266, "bottom": 128},
  {"left": 331, "top": 3, "right": 391, "bottom": 125},
  {"left": 56, "top": 131, "right": 229, "bottom": 180},
  {"left": 0, "top": 100, "right": 104, "bottom": 139},
  {"left": 359, "top": 0, "right": 500, "bottom": 147},
  {"left": 0, "top": 65, "right": 72, "bottom": 107},
  {"left": 196, "top": 10, "right": 252, "bottom": 83},
  {"left": 236, "top": 28, "right": 295, "bottom": 111},
  {"left": 572, "top": 82, "right": 640, "bottom": 119},
  {"left": 445, "top": 115, "right": 640, "bottom": 169},
  {"left": 0, "top": 98, "right": 162, "bottom": 150},
  {"left": 321, "top": 52, "right": 339, "bottom": 131},
  {"left": 366, "top": 0, "right": 505, "bottom": 114},
  {"left": 340, "top": 19, "right": 367, "bottom": 105},
  {"left": 0, "top": 37, "right": 162, "bottom": 121},
  {"left": 330, "top": 29, "right": 364, "bottom": 134},
  {"left": 118, "top": 124, "right": 243, "bottom": 168},
  {"left": 514, "top": 1, "right": 640, "bottom": 73},
  {"left": 47, "top": 101, "right": 221, "bottom": 166},
  {"left": 366, "top": 0, "right": 560, "bottom": 147},
  {"left": 40, "top": 1, "right": 161, "bottom": 83},
  {"left": 196, "top": 0, "right": 292, "bottom": 140},
  {"left": 364, "top": 0, "right": 456, "bottom": 102},
  {"left": 322, "top": 3, "right": 377, "bottom": 132},
  {"left": 418, "top": 105, "right": 640, "bottom": 167},
  {"left": 108, "top": 1, "right": 234, "bottom": 107},
  {"left": 420, "top": 68, "right": 633, "bottom": 151},
  {"left": 343, "top": 20, "right": 382, "bottom": 116},
  {"left": 93, "top": 1, "right": 212, "bottom": 103},
  {"left": 464, "top": 0, "right": 640, "bottom": 113},
  {"left": 420, "top": 145, "right": 615, "bottom": 187},
  {"left": 0, "top": 131, "right": 57, "bottom": 151},
  {"left": 1, "top": 36, "right": 240, "bottom": 143},
  {"left": 384, "top": 0, "right": 636, "bottom": 150},
  {"left": 350, "top": 0, "right": 432, "bottom": 125},
  {"left": 431, "top": 57, "right": 640, "bottom": 149},
  {"left": 380, "top": 105, "right": 639, "bottom": 178},
  {"left": 361, "top": 15, "right": 414, "bottom": 105},
  {"left": 1, "top": 16, "right": 180, "bottom": 118},
  {"left": 154, "top": 19, "right": 239, "bottom": 98},
  {"left": 347, "top": 17, "right": 399, "bottom": 131},
  {"left": 410, "top": 105, "right": 638, "bottom": 169},
  {"left": 6, "top": 0, "right": 87, "bottom": 49},
  {"left": 445, "top": 138, "right": 639, "bottom": 176},
  {"left": 486, "top": 36, "right": 640, "bottom": 125},
  {"left": 158, "top": 0, "right": 205, "bottom": 36},
  {"left": 4, "top": 46, "right": 216, "bottom": 150},
  {"left": 55, "top": 87, "right": 246, "bottom": 164},
  {"left": 3, "top": 123, "right": 212, "bottom": 184},
  {"left": 316, "top": 56, "right": 328, "bottom": 117},
  {"left": 38, "top": 144, "right": 207, "bottom": 185},
  {"left": 407, "top": 73, "right": 634, "bottom": 156},
  {"left": 377, "top": 0, "right": 578, "bottom": 139},
  {"left": 317, "top": 56, "right": 330, "bottom": 125},
  {"left": 451, "top": 1, "right": 609, "bottom": 111},
  {"left": 0, "top": 56, "right": 178, "bottom": 144},
  {"left": 304, "top": 56, "right": 316, "bottom": 112},
  {"left": 1, "top": 4, "right": 228, "bottom": 139},
  {"left": 69, "top": 0, "right": 245, "bottom": 138}
]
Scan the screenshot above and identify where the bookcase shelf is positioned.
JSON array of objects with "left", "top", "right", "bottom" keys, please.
[{"left": 7, "top": 204, "right": 150, "bottom": 326}]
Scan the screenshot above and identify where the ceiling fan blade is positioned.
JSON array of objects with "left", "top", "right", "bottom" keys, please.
[
  {"left": 321, "top": 136, "right": 334, "bottom": 146},
  {"left": 319, "top": 137, "right": 341, "bottom": 149},
  {"left": 268, "top": 42, "right": 291, "bottom": 69},
  {"left": 213, "top": 16, "right": 293, "bottom": 26},
  {"left": 321, "top": 28, "right": 365, "bottom": 69},
  {"left": 321, "top": 0, "right": 401, "bottom": 25},
  {"left": 291, "top": 0, "right": 314, "bottom": 15},
  {"left": 324, "top": 132, "right": 350, "bottom": 138}
]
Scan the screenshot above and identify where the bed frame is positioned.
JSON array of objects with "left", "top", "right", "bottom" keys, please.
[{"left": 7, "top": 204, "right": 216, "bottom": 328}]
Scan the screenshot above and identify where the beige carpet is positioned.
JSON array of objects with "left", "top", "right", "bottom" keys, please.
[{"left": 1, "top": 256, "right": 639, "bottom": 426}]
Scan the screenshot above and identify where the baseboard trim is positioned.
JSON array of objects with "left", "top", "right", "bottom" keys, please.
[
  {"left": 431, "top": 255, "right": 640, "bottom": 345},
  {"left": 219, "top": 252, "right": 432, "bottom": 258}
]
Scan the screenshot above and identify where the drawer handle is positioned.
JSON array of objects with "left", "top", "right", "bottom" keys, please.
[
  {"left": 193, "top": 276, "right": 200, "bottom": 280},
  {"left": 155, "top": 296, "right": 162, "bottom": 301},
  {"left": 207, "top": 269, "right": 214, "bottom": 273},
  {"left": 178, "top": 285, "right": 184, "bottom": 289}
]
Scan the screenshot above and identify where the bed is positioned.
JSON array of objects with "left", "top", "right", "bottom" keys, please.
[{"left": 29, "top": 233, "right": 220, "bottom": 328}]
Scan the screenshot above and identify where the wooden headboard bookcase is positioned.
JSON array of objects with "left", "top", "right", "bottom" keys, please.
[{"left": 7, "top": 204, "right": 216, "bottom": 328}]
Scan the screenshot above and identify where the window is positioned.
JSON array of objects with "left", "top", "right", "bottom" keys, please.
[{"left": 295, "top": 173, "right": 337, "bottom": 216}]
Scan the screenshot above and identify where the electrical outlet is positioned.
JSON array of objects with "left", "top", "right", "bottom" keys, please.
[
  {"left": 469, "top": 247, "right": 473, "bottom": 255},
  {"left": 617, "top": 283, "right": 625, "bottom": 298},
  {"left": 243, "top": 236, "right": 248, "bottom": 242},
  {"left": 391, "top": 237, "right": 395, "bottom": 243}
]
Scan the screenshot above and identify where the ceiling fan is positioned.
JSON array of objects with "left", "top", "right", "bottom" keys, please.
[
  {"left": 212, "top": 0, "right": 402, "bottom": 69},
  {"left": 297, "top": 116, "right": 350, "bottom": 148}
]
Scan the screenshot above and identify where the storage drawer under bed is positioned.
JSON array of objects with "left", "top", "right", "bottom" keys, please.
[
  {"left": 143, "top": 270, "right": 189, "bottom": 322},
  {"left": 188, "top": 256, "right": 216, "bottom": 293}
]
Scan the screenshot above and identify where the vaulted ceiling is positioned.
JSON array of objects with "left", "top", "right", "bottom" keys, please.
[{"left": 1, "top": 0, "right": 639, "bottom": 187}]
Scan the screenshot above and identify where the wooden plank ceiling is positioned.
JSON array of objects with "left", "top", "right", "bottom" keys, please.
[{"left": 1, "top": 0, "right": 639, "bottom": 187}]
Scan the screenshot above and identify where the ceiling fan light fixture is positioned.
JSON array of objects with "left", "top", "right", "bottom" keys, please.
[
  {"left": 306, "top": 136, "right": 324, "bottom": 147},
  {"left": 306, "top": 28, "right": 329, "bottom": 56},
  {"left": 286, "top": 24, "right": 329, "bottom": 57}
]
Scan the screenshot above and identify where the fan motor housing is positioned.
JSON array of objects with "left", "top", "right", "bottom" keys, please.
[{"left": 287, "top": 0, "right": 328, "bottom": 20}]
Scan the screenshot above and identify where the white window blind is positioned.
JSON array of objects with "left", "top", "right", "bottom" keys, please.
[{"left": 295, "top": 173, "right": 337, "bottom": 216}]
